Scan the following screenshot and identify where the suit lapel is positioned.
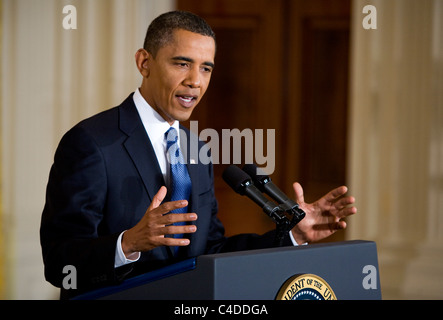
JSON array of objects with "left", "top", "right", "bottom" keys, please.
[
  {"left": 119, "top": 94, "right": 165, "bottom": 203},
  {"left": 119, "top": 94, "right": 171, "bottom": 260}
]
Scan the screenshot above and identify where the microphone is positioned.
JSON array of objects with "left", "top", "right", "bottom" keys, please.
[
  {"left": 222, "top": 165, "right": 285, "bottom": 223},
  {"left": 242, "top": 163, "right": 305, "bottom": 222}
]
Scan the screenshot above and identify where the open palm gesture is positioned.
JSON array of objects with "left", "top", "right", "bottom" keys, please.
[{"left": 290, "top": 183, "right": 357, "bottom": 244}]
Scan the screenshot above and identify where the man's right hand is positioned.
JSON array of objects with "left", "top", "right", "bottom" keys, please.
[{"left": 121, "top": 186, "right": 198, "bottom": 258}]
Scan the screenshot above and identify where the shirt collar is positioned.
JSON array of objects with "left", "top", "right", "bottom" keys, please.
[{"left": 133, "top": 88, "right": 180, "bottom": 142}]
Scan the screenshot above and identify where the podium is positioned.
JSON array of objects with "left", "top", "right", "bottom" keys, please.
[{"left": 74, "top": 240, "right": 381, "bottom": 300}]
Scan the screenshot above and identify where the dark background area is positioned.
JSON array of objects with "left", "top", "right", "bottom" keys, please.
[{"left": 178, "top": 0, "right": 351, "bottom": 242}]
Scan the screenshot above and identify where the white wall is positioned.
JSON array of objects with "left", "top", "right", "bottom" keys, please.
[{"left": 1, "top": 0, "right": 173, "bottom": 299}]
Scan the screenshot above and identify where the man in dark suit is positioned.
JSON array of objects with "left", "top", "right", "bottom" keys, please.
[{"left": 40, "top": 11, "right": 356, "bottom": 298}]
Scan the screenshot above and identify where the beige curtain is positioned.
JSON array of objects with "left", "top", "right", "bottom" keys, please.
[
  {"left": 348, "top": 0, "right": 443, "bottom": 299},
  {"left": 1, "top": 0, "right": 173, "bottom": 299}
]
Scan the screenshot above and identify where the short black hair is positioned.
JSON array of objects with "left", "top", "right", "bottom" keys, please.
[{"left": 143, "top": 11, "right": 216, "bottom": 57}]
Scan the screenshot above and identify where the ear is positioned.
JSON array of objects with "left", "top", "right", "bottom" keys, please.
[{"left": 135, "top": 48, "right": 151, "bottom": 78}]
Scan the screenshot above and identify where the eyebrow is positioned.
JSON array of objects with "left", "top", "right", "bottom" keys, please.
[{"left": 172, "top": 56, "right": 215, "bottom": 69}]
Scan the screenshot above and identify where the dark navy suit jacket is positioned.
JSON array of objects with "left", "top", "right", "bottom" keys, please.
[{"left": 40, "top": 93, "right": 286, "bottom": 296}]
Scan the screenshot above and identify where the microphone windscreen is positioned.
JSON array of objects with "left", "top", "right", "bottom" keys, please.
[{"left": 222, "top": 165, "right": 252, "bottom": 194}]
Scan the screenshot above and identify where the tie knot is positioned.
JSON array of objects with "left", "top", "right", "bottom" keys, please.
[{"left": 165, "top": 127, "right": 178, "bottom": 149}]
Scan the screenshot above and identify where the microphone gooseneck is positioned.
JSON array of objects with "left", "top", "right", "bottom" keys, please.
[
  {"left": 223, "top": 164, "right": 306, "bottom": 246},
  {"left": 242, "top": 163, "right": 306, "bottom": 223}
]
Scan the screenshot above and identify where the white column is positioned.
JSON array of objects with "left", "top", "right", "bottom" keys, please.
[
  {"left": 402, "top": 0, "right": 443, "bottom": 299},
  {"left": 348, "top": 0, "right": 443, "bottom": 299}
]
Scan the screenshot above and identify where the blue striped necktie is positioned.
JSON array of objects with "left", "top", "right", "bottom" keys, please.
[{"left": 165, "top": 127, "right": 192, "bottom": 251}]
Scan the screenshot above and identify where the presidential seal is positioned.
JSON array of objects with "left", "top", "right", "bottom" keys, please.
[{"left": 276, "top": 274, "right": 337, "bottom": 300}]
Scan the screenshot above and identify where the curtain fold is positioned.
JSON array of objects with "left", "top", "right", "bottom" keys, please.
[{"left": 1, "top": 0, "right": 173, "bottom": 299}]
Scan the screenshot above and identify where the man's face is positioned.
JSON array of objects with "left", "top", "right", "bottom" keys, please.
[{"left": 141, "top": 29, "right": 215, "bottom": 124}]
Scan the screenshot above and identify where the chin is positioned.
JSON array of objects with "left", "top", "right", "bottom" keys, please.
[{"left": 175, "top": 110, "right": 195, "bottom": 122}]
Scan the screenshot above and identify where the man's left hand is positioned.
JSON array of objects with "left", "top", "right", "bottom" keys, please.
[{"left": 290, "top": 183, "right": 357, "bottom": 244}]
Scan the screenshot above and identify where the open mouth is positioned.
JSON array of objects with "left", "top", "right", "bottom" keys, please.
[{"left": 176, "top": 95, "right": 198, "bottom": 107}]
